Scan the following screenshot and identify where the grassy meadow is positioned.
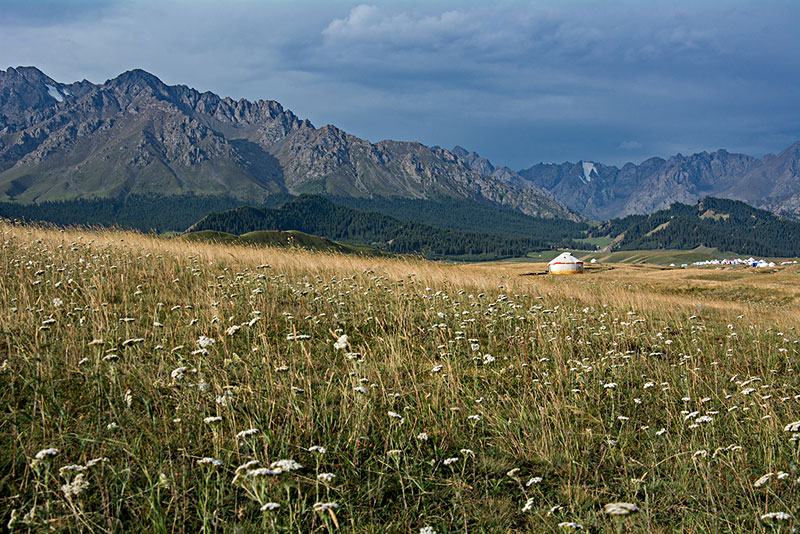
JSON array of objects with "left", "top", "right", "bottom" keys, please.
[{"left": 1, "top": 220, "right": 799, "bottom": 533}]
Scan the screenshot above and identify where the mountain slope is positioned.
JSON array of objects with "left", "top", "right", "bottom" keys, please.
[
  {"left": 591, "top": 197, "right": 800, "bottom": 257},
  {"left": 723, "top": 142, "right": 800, "bottom": 217},
  {"left": 0, "top": 66, "right": 577, "bottom": 219},
  {"left": 519, "top": 146, "right": 799, "bottom": 220},
  {"left": 187, "top": 195, "right": 585, "bottom": 260}
]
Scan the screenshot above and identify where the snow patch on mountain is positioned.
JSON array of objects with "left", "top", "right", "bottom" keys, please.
[
  {"left": 581, "top": 161, "right": 596, "bottom": 183},
  {"left": 45, "top": 84, "right": 64, "bottom": 102}
]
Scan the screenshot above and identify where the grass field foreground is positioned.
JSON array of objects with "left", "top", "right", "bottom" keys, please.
[{"left": 1, "top": 221, "right": 799, "bottom": 533}]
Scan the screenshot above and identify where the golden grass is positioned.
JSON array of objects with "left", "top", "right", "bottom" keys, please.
[{"left": 1, "top": 220, "right": 798, "bottom": 533}]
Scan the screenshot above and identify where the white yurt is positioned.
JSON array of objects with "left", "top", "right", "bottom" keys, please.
[{"left": 548, "top": 252, "right": 584, "bottom": 275}]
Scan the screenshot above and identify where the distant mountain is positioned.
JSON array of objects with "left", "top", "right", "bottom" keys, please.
[
  {"left": 591, "top": 197, "right": 800, "bottom": 257},
  {"left": 518, "top": 144, "right": 800, "bottom": 220},
  {"left": 187, "top": 195, "right": 586, "bottom": 260},
  {"left": 450, "top": 145, "right": 537, "bottom": 191},
  {"left": 0, "top": 66, "right": 577, "bottom": 220}
]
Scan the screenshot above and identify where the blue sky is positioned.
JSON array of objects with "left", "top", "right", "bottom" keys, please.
[{"left": 2, "top": 0, "right": 798, "bottom": 169}]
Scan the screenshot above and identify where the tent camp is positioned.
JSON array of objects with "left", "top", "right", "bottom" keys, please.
[{"left": 548, "top": 252, "right": 584, "bottom": 275}]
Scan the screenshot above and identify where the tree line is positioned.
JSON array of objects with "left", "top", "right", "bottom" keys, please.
[{"left": 190, "top": 195, "right": 588, "bottom": 260}]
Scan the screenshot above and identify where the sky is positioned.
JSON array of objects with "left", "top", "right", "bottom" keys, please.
[{"left": 1, "top": 0, "right": 798, "bottom": 169}]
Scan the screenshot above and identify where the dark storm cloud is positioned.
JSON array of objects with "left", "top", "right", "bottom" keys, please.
[{"left": 1, "top": 0, "right": 797, "bottom": 168}]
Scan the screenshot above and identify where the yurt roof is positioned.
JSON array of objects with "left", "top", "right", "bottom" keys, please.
[{"left": 548, "top": 252, "right": 583, "bottom": 265}]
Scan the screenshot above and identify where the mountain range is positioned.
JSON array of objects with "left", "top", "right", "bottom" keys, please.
[
  {"left": 515, "top": 144, "right": 800, "bottom": 221},
  {"left": 0, "top": 66, "right": 573, "bottom": 219},
  {"left": 1, "top": 66, "right": 798, "bottom": 224}
]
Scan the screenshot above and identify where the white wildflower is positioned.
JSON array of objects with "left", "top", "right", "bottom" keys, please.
[
  {"left": 313, "top": 502, "right": 339, "bottom": 512},
  {"left": 334, "top": 334, "right": 349, "bottom": 350},
  {"left": 61, "top": 473, "right": 89, "bottom": 498},
  {"left": 603, "top": 502, "right": 639, "bottom": 516},
  {"left": 247, "top": 467, "right": 282, "bottom": 477},
  {"left": 269, "top": 459, "right": 303, "bottom": 472},
  {"left": 235, "top": 460, "right": 260, "bottom": 473},
  {"left": 235, "top": 428, "right": 259, "bottom": 439},
  {"left": 754, "top": 473, "right": 774, "bottom": 487},
  {"left": 59, "top": 464, "right": 87, "bottom": 475},
  {"left": 197, "top": 336, "right": 215, "bottom": 348},
  {"left": 783, "top": 420, "right": 800, "bottom": 432},
  {"left": 522, "top": 497, "right": 536, "bottom": 512},
  {"left": 225, "top": 325, "right": 241, "bottom": 336},
  {"left": 317, "top": 473, "right": 336, "bottom": 483},
  {"left": 387, "top": 411, "right": 405, "bottom": 424},
  {"left": 35, "top": 448, "right": 59, "bottom": 460},
  {"left": 761, "top": 512, "right": 792, "bottom": 524}
]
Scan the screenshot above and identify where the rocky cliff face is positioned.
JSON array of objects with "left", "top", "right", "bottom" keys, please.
[
  {"left": 518, "top": 146, "right": 800, "bottom": 220},
  {"left": 0, "top": 66, "right": 578, "bottom": 220}
]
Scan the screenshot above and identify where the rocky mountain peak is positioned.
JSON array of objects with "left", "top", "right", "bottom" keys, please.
[
  {"left": 519, "top": 142, "right": 799, "bottom": 220},
  {"left": 0, "top": 66, "right": 578, "bottom": 219},
  {"left": 108, "top": 69, "right": 167, "bottom": 89}
]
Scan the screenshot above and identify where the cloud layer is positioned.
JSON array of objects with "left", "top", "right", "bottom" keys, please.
[{"left": 1, "top": 0, "right": 798, "bottom": 168}]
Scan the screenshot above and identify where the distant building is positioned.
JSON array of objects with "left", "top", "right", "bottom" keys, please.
[{"left": 548, "top": 252, "right": 584, "bottom": 274}]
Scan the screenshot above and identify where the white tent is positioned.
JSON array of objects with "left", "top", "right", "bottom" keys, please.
[{"left": 548, "top": 252, "right": 584, "bottom": 275}]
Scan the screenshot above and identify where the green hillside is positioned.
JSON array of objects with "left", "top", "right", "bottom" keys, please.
[
  {"left": 326, "top": 196, "right": 589, "bottom": 240},
  {"left": 180, "top": 229, "right": 387, "bottom": 257},
  {"left": 188, "top": 195, "right": 586, "bottom": 260},
  {"left": 592, "top": 197, "right": 800, "bottom": 257}
]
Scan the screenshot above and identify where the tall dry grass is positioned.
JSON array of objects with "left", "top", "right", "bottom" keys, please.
[{"left": 1, "top": 220, "right": 798, "bottom": 533}]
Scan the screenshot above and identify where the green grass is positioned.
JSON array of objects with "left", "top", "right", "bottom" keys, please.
[
  {"left": 0, "top": 221, "right": 798, "bottom": 533},
  {"left": 575, "top": 246, "right": 726, "bottom": 265}
]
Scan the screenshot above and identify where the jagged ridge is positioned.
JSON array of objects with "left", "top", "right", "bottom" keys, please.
[
  {"left": 518, "top": 144, "right": 800, "bottom": 220},
  {"left": 0, "top": 66, "right": 578, "bottom": 220}
]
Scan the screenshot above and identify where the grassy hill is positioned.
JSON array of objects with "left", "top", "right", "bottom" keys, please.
[
  {"left": 592, "top": 197, "right": 800, "bottom": 257},
  {"left": 180, "top": 229, "right": 387, "bottom": 257}
]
